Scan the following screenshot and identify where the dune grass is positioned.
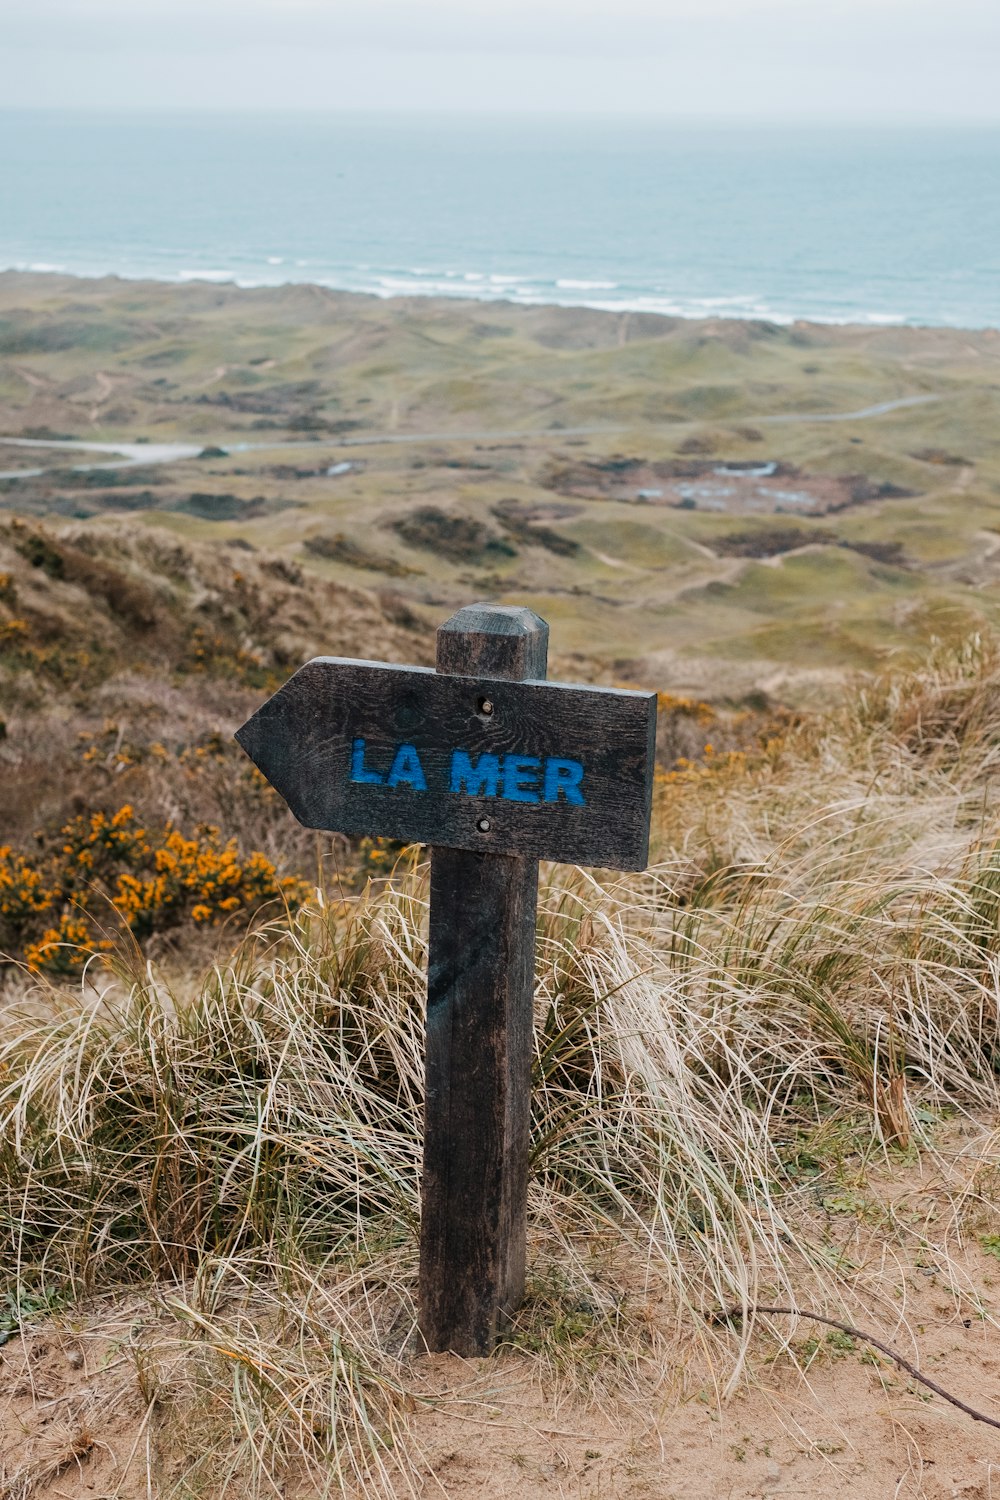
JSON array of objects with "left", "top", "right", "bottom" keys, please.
[{"left": 2, "top": 636, "right": 1000, "bottom": 1496}]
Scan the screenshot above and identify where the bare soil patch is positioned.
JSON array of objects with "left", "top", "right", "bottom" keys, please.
[
  {"left": 4, "top": 1133, "right": 999, "bottom": 1500},
  {"left": 541, "top": 456, "right": 916, "bottom": 515}
]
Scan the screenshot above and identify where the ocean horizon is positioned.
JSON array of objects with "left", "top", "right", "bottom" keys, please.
[{"left": 2, "top": 111, "right": 998, "bottom": 330}]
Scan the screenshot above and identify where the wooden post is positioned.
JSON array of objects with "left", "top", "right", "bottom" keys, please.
[
  {"left": 235, "top": 601, "right": 656, "bottom": 1355},
  {"left": 418, "top": 604, "right": 549, "bottom": 1355}
]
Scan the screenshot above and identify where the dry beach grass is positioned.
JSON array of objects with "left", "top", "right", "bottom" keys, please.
[
  {"left": 2, "top": 635, "right": 1000, "bottom": 1497},
  {"left": 3, "top": 273, "right": 1000, "bottom": 1493}
]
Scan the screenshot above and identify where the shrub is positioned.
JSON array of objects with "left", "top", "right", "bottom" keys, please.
[
  {"left": 389, "top": 505, "right": 517, "bottom": 563},
  {"left": 1, "top": 805, "right": 310, "bottom": 974}
]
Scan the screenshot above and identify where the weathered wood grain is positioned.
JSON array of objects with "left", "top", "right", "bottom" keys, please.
[
  {"left": 419, "top": 603, "right": 548, "bottom": 1354},
  {"left": 235, "top": 650, "right": 656, "bottom": 871},
  {"left": 234, "top": 598, "right": 659, "bottom": 1356}
]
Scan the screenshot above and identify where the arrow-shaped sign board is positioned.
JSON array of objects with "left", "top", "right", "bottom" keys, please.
[
  {"left": 236, "top": 603, "right": 657, "bottom": 1357},
  {"left": 236, "top": 657, "right": 656, "bottom": 870}
]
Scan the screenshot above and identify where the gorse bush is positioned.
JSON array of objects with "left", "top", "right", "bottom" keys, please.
[{"left": 1, "top": 804, "right": 309, "bottom": 973}]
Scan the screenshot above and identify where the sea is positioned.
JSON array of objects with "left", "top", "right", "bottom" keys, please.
[{"left": 1, "top": 112, "right": 998, "bottom": 330}]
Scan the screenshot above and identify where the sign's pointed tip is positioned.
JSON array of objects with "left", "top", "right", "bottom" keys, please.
[{"left": 233, "top": 717, "right": 254, "bottom": 756}]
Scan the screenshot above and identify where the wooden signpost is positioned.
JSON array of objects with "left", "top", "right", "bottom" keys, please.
[{"left": 236, "top": 603, "right": 656, "bottom": 1355}]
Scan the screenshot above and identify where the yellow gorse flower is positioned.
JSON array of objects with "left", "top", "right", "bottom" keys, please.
[{"left": 2, "top": 806, "right": 310, "bottom": 974}]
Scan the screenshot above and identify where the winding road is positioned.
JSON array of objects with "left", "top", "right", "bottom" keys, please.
[{"left": 0, "top": 394, "right": 944, "bottom": 483}]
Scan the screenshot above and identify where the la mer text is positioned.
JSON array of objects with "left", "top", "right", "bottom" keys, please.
[{"left": 351, "top": 739, "right": 586, "bottom": 806}]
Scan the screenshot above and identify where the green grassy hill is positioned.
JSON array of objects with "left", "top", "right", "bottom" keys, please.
[{"left": 3, "top": 272, "right": 1000, "bottom": 706}]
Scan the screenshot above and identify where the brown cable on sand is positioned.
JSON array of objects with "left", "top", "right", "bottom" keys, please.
[{"left": 715, "top": 1305, "right": 1000, "bottom": 1431}]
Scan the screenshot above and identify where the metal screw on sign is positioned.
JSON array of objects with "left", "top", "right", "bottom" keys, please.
[{"left": 235, "top": 603, "right": 657, "bottom": 1355}]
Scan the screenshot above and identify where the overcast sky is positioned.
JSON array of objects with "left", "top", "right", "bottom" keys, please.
[{"left": 2, "top": 0, "right": 998, "bottom": 120}]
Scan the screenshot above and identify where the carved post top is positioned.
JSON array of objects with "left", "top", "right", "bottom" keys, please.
[{"left": 436, "top": 603, "right": 549, "bottom": 681}]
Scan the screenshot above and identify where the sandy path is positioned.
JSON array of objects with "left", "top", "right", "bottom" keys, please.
[
  {"left": 0, "top": 435, "right": 204, "bottom": 471},
  {"left": 3, "top": 1261, "right": 998, "bottom": 1500},
  {"left": 193, "top": 364, "right": 229, "bottom": 388},
  {"left": 14, "top": 368, "right": 50, "bottom": 390},
  {"left": 758, "top": 393, "right": 942, "bottom": 425},
  {"left": 86, "top": 370, "right": 116, "bottom": 423}
]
